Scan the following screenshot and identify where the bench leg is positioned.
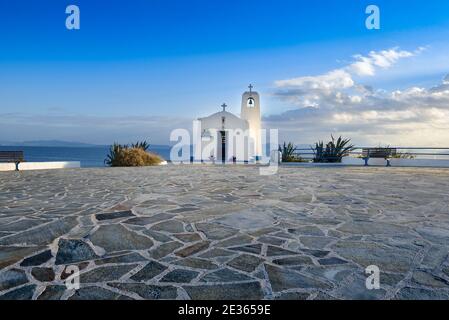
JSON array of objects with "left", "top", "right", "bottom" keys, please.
[
  {"left": 363, "top": 158, "right": 369, "bottom": 166},
  {"left": 15, "top": 162, "right": 20, "bottom": 171},
  {"left": 386, "top": 159, "right": 391, "bottom": 167}
]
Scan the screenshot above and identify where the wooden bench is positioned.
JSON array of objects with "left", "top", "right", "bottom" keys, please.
[
  {"left": 0, "top": 151, "right": 24, "bottom": 171},
  {"left": 362, "top": 148, "right": 396, "bottom": 166}
]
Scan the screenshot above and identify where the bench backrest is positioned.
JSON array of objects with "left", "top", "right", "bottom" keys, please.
[
  {"left": 0, "top": 151, "right": 24, "bottom": 162},
  {"left": 362, "top": 148, "right": 397, "bottom": 158}
]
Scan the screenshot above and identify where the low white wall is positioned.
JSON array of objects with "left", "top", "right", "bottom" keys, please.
[
  {"left": 18, "top": 161, "right": 80, "bottom": 171},
  {"left": 0, "top": 163, "right": 16, "bottom": 171},
  {"left": 390, "top": 158, "right": 449, "bottom": 167},
  {"left": 341, "top": 157, "right": 387, "bottom": 166},
  {"left": 342, "top": 157, "right": 364, "bottom": 166},
  {"left": 342, "top": 157, "right": 449, "bottom": 168},
  {"left": 281, "top": 162, "right": 347, "bottom": 167}
]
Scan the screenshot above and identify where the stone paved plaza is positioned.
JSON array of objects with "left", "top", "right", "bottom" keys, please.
[{"left": 1, "top": 165, "right": 449, "bottom": 300}]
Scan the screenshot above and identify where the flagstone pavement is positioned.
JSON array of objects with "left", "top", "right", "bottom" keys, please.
[{"left": 1, "top": 165, "right": 449, "bottom": 300}]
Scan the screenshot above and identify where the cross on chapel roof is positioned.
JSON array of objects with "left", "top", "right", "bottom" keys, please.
[
  {"left": 248, "top": 84, "right": 253, "bottom": 93},
  {"left": 221, "top": 103, "right": 227, "bottom": 112}
]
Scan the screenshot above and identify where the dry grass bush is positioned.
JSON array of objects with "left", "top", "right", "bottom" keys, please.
[{"left": 105, "top": 142, "right": 163, "bottom": 167}]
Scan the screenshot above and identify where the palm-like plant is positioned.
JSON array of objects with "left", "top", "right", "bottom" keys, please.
[
  {"left": 278, "top": 142, "right": 296, "bottom": 162},
  {"left": 131, "top": 141, "right": 150, "bottom": 151},
  {"left": 105, "top": 143, "right": 125, "bottom": 166},
  {"left": 312, "top": 135, "right": 354, "bottom": 163}
]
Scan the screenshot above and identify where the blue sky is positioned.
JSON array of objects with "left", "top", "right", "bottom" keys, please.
[{"left": 1, "top": 0, "right": 449, "bottom": 145}]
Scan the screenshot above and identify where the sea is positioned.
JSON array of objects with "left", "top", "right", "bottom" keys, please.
[{"left": 0, "top": 145, "right": 172, "bottom": 168}]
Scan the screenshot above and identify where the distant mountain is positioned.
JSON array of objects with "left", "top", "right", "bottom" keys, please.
[
  {"left": 0, "top": 140, "right": 105, "bottom": 147},
  {"left": 0, "top": 140, "right": 172, "bottom": 148},
  {"left": 0, "top": 140, "right": 16, "bottom": 146}
]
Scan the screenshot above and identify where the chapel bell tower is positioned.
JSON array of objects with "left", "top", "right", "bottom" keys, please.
[{"left": 240, "top": 84, "right": 262, "bottom": 160}]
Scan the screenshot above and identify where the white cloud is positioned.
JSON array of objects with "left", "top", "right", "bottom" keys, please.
[
  {"left": 443, "top": 74, "right": 449, "bottom": 84},
  {"left": 273, "top": 47, "right": 419, "bottom": 109},
  {"left": 268, "top": 47, "right": 449, "bottom": 146},
  {"left": 275, "top": 69, "right": 354, "bottom": 91},
  {"left": 348, "top": 48, "right": 416, "bottom": 76}
]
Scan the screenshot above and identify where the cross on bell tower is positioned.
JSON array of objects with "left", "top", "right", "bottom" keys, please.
[
  {"left": 248, "top": 84, "right": 253, "bottom": 94},
  {"left": 221, "top": 103, "right": 227, "bottom": 112}
]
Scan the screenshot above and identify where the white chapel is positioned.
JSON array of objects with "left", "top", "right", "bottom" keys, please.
[{"left": 196, "top": 85, "right": 262, "bottom": 163}]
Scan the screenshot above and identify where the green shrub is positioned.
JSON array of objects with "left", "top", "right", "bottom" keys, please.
[
  {"left": 391, "top": 152, "right": 415, "bottom": 159},
  {"left": 279, "top": 142, "right": 296, "bottom": 162},
  {"left": 312, "top": 135, "right": 355, "bottom": 163},
  {"left": 278, "top": 142, "right": 308, "bottom": 162}
]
